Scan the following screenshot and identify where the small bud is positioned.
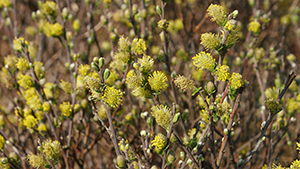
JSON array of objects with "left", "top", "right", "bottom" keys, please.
[
  {"left": 205, "top": 81, "right": 215, "bottom": 94},
  {"left": 140, "top": 130, "right": 147, "bottom": 136},
  {"left": 180, "top": 151, "right": 185, "bottom": 160},
  {"left": 91, "top": 62, "right": 99, "bottom": 72},
  {"left": 93, "top": 57, "right": 99, "bottom": 63},
  {"left": 172, "top": 112, "right": 181, "bottom": 124},
  {"left": 116, "top": 155, "right": 126, "bottom": 168},
  {"left": 261, "top": 121, "right": 266, "bottom": 129},
  {"left": 166, "top": 150, "right": 176, "bottom": 165},
  {"left": 1, "top": 157, "right": 8, "bottom": 164},
  {"left": 147, "top": 117, "right": 153, "bottom": 127},
  {"left": 287, "top": 141, "right": 292, "bottom": 146},
  {"left": 68, "top": 14, "right": 73, "bottom": 21},
  {"left": 261, "top": 136, "right": 266, "bottom": 141},
  {"left": 132, "top": 4, "right": 138, "bottom": 15},
  {"left": 170, "top": 133, "right": 178, "bottom": 143},
  {"left": 103, "top": 68, "right": 111, "bottom": 81},
  {"left": 186, "top": 158, "right": 192, "bottom": 165},
  {"left": 156, "top": 5, "right": 162, "bottom": 16},
  {"left": 99, "top": 58, "right": 105, "bottom": 68},
  {"left": 232, "top": 10, "right": 239, "bottom": 18},
  {"left": 62, "top": 7, "right": 68, "bottom": 20},
  {"left": 31, "top": 11, "right": 36, "bottom": 20},
  {"left": 223, "top": 128, "right": 228, "bottom": 135},
  {"left": 5, "top": 18, "right": 11, "bottom": 27},
  {"left": 73, "top": 72, "right": 77, "bottom": 79},
  {"left": 133, "top": 62, "right": 139, "bottom": 69}
]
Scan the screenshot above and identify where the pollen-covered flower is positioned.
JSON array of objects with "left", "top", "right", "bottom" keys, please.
[
  {"left": 118, "top": 36, "right": 131, "bottom": 52},
  {"left": 248, "top": 20, "right": 261, "bottom": 34},
  {"left": 42, "top": 140, "right": 61, "bottom": 160},
  {"left": 59, "top": 80, "right": 73, "bottom": 94},
  {"left": 192, "top": 51, "right": 216, "bottom": 71},
  {"left": 34, "top": 61, "right": 45, "bottom": 79},
  {"left": 131, "top": 86, "right": 151, "bottom": 98},
  {"left": 60, "top": 102, "right": 72, "bottom": 117},
  {"left": 148, "top": 71, "right": 168, "bottom": 93},
  {"left": 265, "top": 98, "right": 281, "bottom": 114},
  {"left": 78, "top": 64, "right": 91, "bottom": 77},
  {"left": 217, "top": 101, "right": 231, "bottom": 117},
  {"left": 174, "top": 75, "right": 196, "bottom": 92},
  {"left": 44, "top": 82, "right": 56, "bottom": 99},
  {"left": 126, "top": 70, "right": 144, "bottom": 89},
  {"left": 0, "top": 135, "right": 4, "bottom": 150},
  {"left": 23, "top": 115, "right": 38, "bottom": 129},
  {"left": 138, "top": 55, "right": 154, "bottom": 73},
  {"left": 132, "top": 38, "right": 146, "bottom": 55},
  {"left": 17, "top": 74, "right": 34, "bottom": 89},
  {"left": 27, "top": 154, "right": 45, "bottom": 168},
  {"left": 102, "top": 86, "right": 123, "bottom": 108},
  {"left": 151, "top": 105, "right": 171, "bottom": 131},
  {"left": 84, "top": 76, "right": 106, "bottom": 93},
  {"left": 207, "top": 4, "right": 227, "bottom": 26},
  {"left": 13, "top": 37, "right": 28, "bottom": 51},
  {"left": 43, "top": 22, "right": 63, "bottom": 37},
  {"left": 200, "top": 33, "right": 222, "bottom": 51},
  {"left": 229, "top": 72, "right": 244, "bottom": 90},
  {"left": 40, "top": 1, "right": 58, "bottom": 17},
  {"left": 16, "top": 57, "right": 29, "bottom": 72},
  {"left": 265, "top": 87, "right": 277, "bottom": 100},
  {"left": 158, "top": 19, "right": 169, "bottom": 30},
  {"left": 151, "top": 133, "right": 167, "bottom": 150},
  {"left": 291, "top": 159, "right": 300, "bottom": 169},
  {"left": 215, "top": 65, "right": 230, "bottom": 81},
  {"left": 37, "top": 123, "right": 47, "bottom": 132},
  {"left": 0, "top": 0, "right": 11, "bottom": 8},
  {"left": 114, "top": 51, "right": 130, "bottom": 63}
]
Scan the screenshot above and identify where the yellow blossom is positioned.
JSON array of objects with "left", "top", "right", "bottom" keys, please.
[
  {"left": 148, "top": 71, "right": 168, "bottom": 93},
  {"left": 23, "top": 115, "right": 37, "bottom": 129},
  {"left": 17, "top": 74, "right": 34, "bottom": 89},
  {"left": 138, "top": 55, "right": 154, "bottom": 73},
  {"left": 16, "top": 57, "right": 29, "bottom": 73},
  {"left": 158, "top": 19, "right": 169, "bottom": 30},
  {"left": 215, "top": 65, "right": 230, "bottom": 81},
  {"left": 126, "top": 70, "right": 144, "bottom": 89},
  {"left": 60, "top": 102, "right": 72, "bottom": 117},
  {"left": 192, "top": 51, "right": 216, "bottom": 71},
  {"left": 34, "top": 61, "right": 45, "bottom": 79},
  {"left": 59, "top": 79, "right": 73, "bottom": 94},
  {"left": 207, "top": 4, "right": 227, "bottom": 26},
  {"left": 42, "top": 140, "right": 61, "bottom": 160},
  {"left": 132, "top": 38, "right": 146, "bottom": 55},
  {"left": 118, "top": 36, "right": 131, "bottom": 52},
  {"left": 27, "top": 154, "right": 45, "bottom": 168},
  {"left": 73, "top": 19, "right": 80, "bottom": 33},
  {"left": 37, "top": 123, "right": 47, "bottom": 132},
  {"left": 229, "top": 72, "right": 244, "bottom": 90},
  {"left": 248, "top": 20, "right": 260, "bottom": 34},
  {"left": 151, "top": 105, "right": 171, "bottom": 131},
  {"left": 0, "top": 0, "right": 11, "bottom": 8},
  {"left": 13, "top": 37, "right": 28, "bottom": 51},
  {"left": 151, "top": 133, "right": 167, "bottom": 150},
  {"left": 102, "top": 86, "right": 123, "bottom": 108},
  {"left": 217, "top": 101, "right": 231, "bottom": 117},
  {"left": 43, "top": 22, "right": 63, "bottom": 37},
  {"left": 200, "top": 33, "right": 222, "bottom": 51},
  {"left": 78, "top": 64, "right": 91, "bottom": 77},
  {"left": 174, "top": 75, "right": 196, "bottom": 92},
  {"left": 41, "top": 1, "right": 58, "bottom": 17}
]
